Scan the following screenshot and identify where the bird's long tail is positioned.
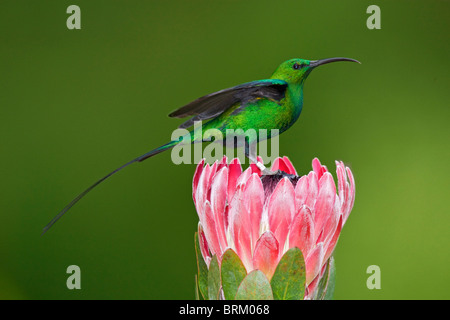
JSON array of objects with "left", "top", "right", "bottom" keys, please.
[{"left": 41, "top": 140, "right": 178, "bottom": 235}]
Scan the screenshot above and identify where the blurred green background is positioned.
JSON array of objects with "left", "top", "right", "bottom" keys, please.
[{"left": 1, "top": 0, "right": 449, "bottom": 299}]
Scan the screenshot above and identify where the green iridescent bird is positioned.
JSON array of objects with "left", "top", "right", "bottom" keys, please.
[{"left": 42, "top": 57, "right": 359, "bottom": 234}]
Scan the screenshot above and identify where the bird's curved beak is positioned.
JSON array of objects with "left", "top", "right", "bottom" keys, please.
[{"left": 309, "top": 57, "right": 361, "bottom": 68}]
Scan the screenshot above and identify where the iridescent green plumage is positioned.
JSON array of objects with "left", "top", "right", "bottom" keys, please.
[
  {"left": 42, "top": 57, "right": 359, "bottom": 234},
  {"left": 170, "top": 58, "right": 357, "bottom": 147}
]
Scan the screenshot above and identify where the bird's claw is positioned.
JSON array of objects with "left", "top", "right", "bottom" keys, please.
[{"left": 261, "top": 168, "right": 277, "bottom": 175}]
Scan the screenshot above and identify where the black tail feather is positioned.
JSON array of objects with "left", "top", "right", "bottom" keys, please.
[{"left": 42, "top": 141, "right": 176, "bottom": 235}]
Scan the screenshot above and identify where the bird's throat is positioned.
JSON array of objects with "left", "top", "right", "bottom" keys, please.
[{"left": 286, "top": 84, "right": 304, "bottom": 124}]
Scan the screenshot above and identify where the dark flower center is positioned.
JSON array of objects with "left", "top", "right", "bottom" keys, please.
[{"left": 260, "top": 170, "right": 300, "bottom": 199}]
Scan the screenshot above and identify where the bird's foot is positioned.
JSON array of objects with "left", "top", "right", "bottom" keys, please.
[
  {"left": 261, "top": 168, "right": 277, "bottom": 175},
  {"left": 255, "top": 161, "right": 277, "bottom": 175},
  {"left": 255, "top": 161, "right": 268, "bottom": 172},
  {"left": 256, "top": 161, "right": 296, "bottom": 178},
  {"left": 251, "top": 159, "right": 297, "bottom": 179}
]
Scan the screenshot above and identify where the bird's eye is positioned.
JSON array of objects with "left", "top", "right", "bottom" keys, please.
[{"left": 293, "top": 63, "right": 302, "bottom": 70}]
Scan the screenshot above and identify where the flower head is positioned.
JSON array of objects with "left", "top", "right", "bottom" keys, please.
[{"left": 193, "top": 156, "right": 355, "bottom": 299}]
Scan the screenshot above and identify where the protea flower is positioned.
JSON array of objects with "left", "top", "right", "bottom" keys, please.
[{"left": 193, "top": 156, "right": 355, "bottom": 300}]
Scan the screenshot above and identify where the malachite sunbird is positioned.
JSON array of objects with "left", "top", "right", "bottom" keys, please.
[{"left": 42, "top": 57, "right": 360, "bottom": 234}]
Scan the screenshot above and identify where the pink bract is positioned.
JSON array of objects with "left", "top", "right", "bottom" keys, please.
[{"left": 193, "top": 156, "right": 355, "bottom": 298}]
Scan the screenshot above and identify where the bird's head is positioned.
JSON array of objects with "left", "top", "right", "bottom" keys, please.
[{"left": 271, "top": 57, "right": 360, "bottom": 84}]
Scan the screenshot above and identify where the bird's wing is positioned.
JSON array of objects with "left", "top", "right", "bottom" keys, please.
[{"left": 168, "top": 79, "right": 288, "bottom": 129}]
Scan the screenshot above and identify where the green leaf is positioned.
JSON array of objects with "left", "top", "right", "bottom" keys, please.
[
  {"left": 314, "top": 261, "right": 328, "bottom": 299},
  {"left": 323, "top": 257, "right": 336, "bottom": 300},
  {"left": 221, "top": 248, "right": 247, "bottom": 300},
  {"left": 235, "top": 270, "right": 274, "bottom": 300},
  {"left": 207, "top": 255, "right": 221, "bottom": 300},
  {"left": 194, "top": 275, "right": 201, "bottom": 300},
  {"left": 194, "top": 232, "right": 208, "bottom": 300},
  {"left": 270, "top": 247, "right": 306, "bottom": 300},
  {"left": 314, "top": 256, "right": 336, "bottom": 300}
]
